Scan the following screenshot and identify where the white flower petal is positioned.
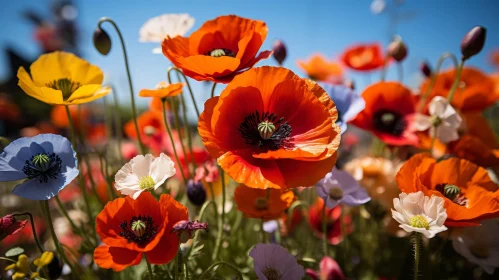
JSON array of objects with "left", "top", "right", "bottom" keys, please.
[
  {"left": 413, "top": 114, "right": 432, "bottom": 131},
  {"left": 139, "top": 13, "right": 195, "bottom": 42},
  {"left": 428, "top": 96, "right": 448, "bottom": 117}
]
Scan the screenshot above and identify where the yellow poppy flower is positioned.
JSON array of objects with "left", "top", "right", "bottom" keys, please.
[
  {"left": 5, "top": 254, "right": 29, "bottom": 280},
  {"left": 17, "top": 51, "right": 111, "bottom": 105},
  {"left": 33, "top": 251, "right": 54, "bottom": 268}
]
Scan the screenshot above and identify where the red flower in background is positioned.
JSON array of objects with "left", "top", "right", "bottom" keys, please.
[
  {"left": 308, "top": 199, "right": 352, "bottom": 245},
  {"left": 0, "top": 215, "right": 27, "bottom": 241},
  {"left": 341, "top": 43, "right": 386, "bottom": 71}
]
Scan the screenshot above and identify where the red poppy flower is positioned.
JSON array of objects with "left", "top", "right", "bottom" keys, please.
[
  {"left": 449, "top": 135, "right": 499, "bottom": 168},
  {"left": 396, "top": 153, "right": 499, "bottom": 227},
  {"left": 94, "top": 192, "right": 188, "bottom": 271},
  {"left": 0, "top": 94, "right": 20, "bottom": 122},
  {"left": 162, "top": 15, "right": 272, "bottom": 83},
  {"left": 234, "top": 184, "right": 295, "bottom": 220},
  {"left": 419, "top": 67, "right": 498, "bottom": 112},
  {"left": 297, "top": 54, "right": 343, "bottom": 83},
  {"left": 341, "top": 43, "right": 386, "bottom": 71},
  {"left": 124, "top": 111, "right": 165, "bottom": 154},
  {"left": 198, "top": 66, "right": 341, "bottom": 189},
  {"left": 350, "top": 82, "right": 418, "bottom": 146},
  {"left": 50, "top": 105, "right": 89, "bottom": 130},
  {"left": 308, "top": 198, "right": 352, "bottom": 245}
]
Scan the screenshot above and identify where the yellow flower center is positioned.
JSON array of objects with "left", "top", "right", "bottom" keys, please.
[
  {"left": 409, "top": 215, "right": 430, "bottom": 229},
  {"left": 255, "top": 198, "right": 269, "bottom": 211},
  {"left": 263, "top": 267, "right": 281, "bottom": 280},
  {"left": 139, "top": 176, "right": 155, "bottom": 190},
  {"left": 328, "top": 187, "right": 344, "bottom": 200},
  {"left": 46, "top": 78, "right": 81, "bottom": 100}
]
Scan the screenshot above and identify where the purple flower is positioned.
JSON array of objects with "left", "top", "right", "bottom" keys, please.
[
  {"left": 171, "top": 220, "right": 208, "bottom": 243},
  {"left": 316, "top": 168, "right": 371, "bottom": 209},
  {"left": 321, "top": 84, "right": 365, "bottom": 134},
  {"left": 249, "top": 243, "right": 304, "bottom": 280}
]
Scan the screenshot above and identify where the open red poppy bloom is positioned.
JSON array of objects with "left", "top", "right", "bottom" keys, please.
[
  {"left": 94, "top": 192, "right": 188, "bottom": 271},
  {"left": 198, "top": 66, "right": 341, "bottom": 189},
  {"left": 341, "top": 43, "right": 385, "bottom": 71},
  {"left": 234, "top": 184, "right": 295, "bottom": 220},
  {"left": 308, "top": 198, "right": 352, "bottom": 245},
  {"left": 297, "top": 54, "right": 343, "bottom": 83},
  {"left": 449, "top": 135, "right": 499, "bottom": 168},
  {"left": 419, "top": 67, "right": 498, "bottom": 112},
  {"left": 396, "top": 153, "right": 499, "bottom": 227},
  {"left": 350, "top": 82, "right": 418, "bottom": 146},
  {"left": 124, "top": 110, "right": 165, "bottom": 154},
  {"left": 162, "top": 15, "right": 272, "bottom": 83}
]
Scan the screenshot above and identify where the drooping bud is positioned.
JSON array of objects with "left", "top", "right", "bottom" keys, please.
[
  {"left": 461, "top": 26, "right": 486, "bottom": 60},
  {"left": 93, "top": 27, "right": 112, "bottom": 55},
  {"left": 272, "top": 40, "right": 287, "bottom": 65},
  {"left": 186, "top": 179, "right": 207, "bottom": 206},
  {"left": 387, "top": 35, "right": 408, "bottom": 62},
  {"left": 172, "top": 220, "right": 208, "bottom": 243},
  {"left": 0, "top": 214, "right": 27, "bottom": 242},
  {"left": 420, "top": 61, "right": 432, "bottom": 77}
]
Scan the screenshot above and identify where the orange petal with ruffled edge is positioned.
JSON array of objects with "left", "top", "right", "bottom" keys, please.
[
  {"left": 234, "top": 184, "right": 294, "bottom": 220},
  {"left": 94, "top": 245, "right": 142, "bottom": 272}
]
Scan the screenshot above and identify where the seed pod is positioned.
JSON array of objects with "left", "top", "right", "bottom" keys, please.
[
  {"left": 272, "top": 40, "right": 287, "bottom": 65},
  {"left": 186, "top": 179, "right": 206, "bottom": 206},
  {"left": 93, "top": 27, "right": 112, "bottom": 55},
  {"left": 461, "top": 26, "right": 486, "bottom": 60},
  {"left": 388, "top": 36, "right": 408, "bottom": 62},
  {"left": 420, "top": 61, "right": 432, "bottom": 78}
]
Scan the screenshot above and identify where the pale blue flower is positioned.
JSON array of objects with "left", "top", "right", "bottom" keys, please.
[
  {"left": 316, "top": 168, "right": 371, "bottom": 209},
  {"left": 0, "top": 134, "right": 78, "bottom": 200},
  {"left": 321, "top": 84, "right": 365, "bottom": 134},
  {"left": 249, "top": 243, "right": 304, "bottom": 280}
]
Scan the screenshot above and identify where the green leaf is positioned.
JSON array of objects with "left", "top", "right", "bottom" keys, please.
[{"left": 5, "top": 247, "right": 24, "bottom": 257}]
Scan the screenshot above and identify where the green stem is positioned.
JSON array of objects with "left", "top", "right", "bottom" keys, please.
[
  {"left": 41, "top": 200, "right": 76, "bottom": 273},
  {"left": 429, "top": 133, "right": 436, "bottom": 157},
  {"left": 13, "top": 212, "right": 44, "bottom": 253},
  {"left": 199, "top": 261, "right": 243, "bottom": 280},
  {"left": 417, "top": 52, "right": 458, "bottom": 112},
  {"left": 380, "top": 55, "right": 390, "bottom": 81},
  {"left": 99, "top": 155, "right": 116, "bottom": 200},
  {"left": 167, "top": 67, "right": 200, "bottom": 118},
  {"left": 212, "top": 170, "right": 226, "bottom": 261},
  {"left": 97, "top": 17, "right": 145, "bottom": 154},
  {"left": 170, "top": 98, "right": 191, "bottom": 177},
  {"left": 413, "top": 232, "right": 421, "bottom": 280},
  {"left": 54, "top": 196, "right": 81, "bottom": 235},
  {"left": 447, "top": 59, "right": 465, "bottom": 103},
  {"left": 287, "top": 201, "right": 308, "bottom": 228},
  {"left": 260, "top": 218, "right": 266, "bottom": 243},
  {"left": 210, "top": 82, "right": 217, "bottom": 98},
  {"left": 145, "top": 254, "right": 154, "bottom": 280},
  {"left": 187, "top": 200, "right": 216, "bottom": 259},
  {"left": 174, "top": 244, "right": 182, "bottom": 279},
  {"left": 111, "top": 86, "right": 125, "bottom": 164},
  {"left": 322, "top": 203, "right": 329, "bottom": 256},
  {"left": 162, "top": 99, "right": 188, "bottom": 186}
]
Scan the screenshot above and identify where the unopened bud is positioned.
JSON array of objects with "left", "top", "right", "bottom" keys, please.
[
  {"left": 272, "top": 40, "right": 287, "bottom": 65},
  {"left": 172, "top": 220, "right": 208, "bottom": 243},
  {"left": 186, "top": 179, "right": 206, "bottom": 206},
  {"left": 93, "top": 27, "right": 112, "bottom": 55},
  {"left": 461, "top": 26, "right": 486, "bottom": 60},
  {"left": 420, "top": 61, "right": 432, "bottom": 77},
  {"left": 387, "top": 36, "right": 408, "bottom": 62}
]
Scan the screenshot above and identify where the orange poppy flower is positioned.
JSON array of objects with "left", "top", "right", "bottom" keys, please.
[
  {"left": 449, "top": 135, "right": 499, "bottom": 168},
  {"left": 198, "top": 66, "right": 341, "bottom": 190},
  {"left": 162, "top": 15, "right": 272, "bottom": 83},
  {"left": 460, "top": 112, "right": 499, "bottom": 149},
  {"left": 124, "top": 110, "right": 165, "bottom": 154},
  {"left": 350, "top": 82, "right": 418, "bottom": 146},
  {"left": 50, "top": 105, "right": 89, "bottom": 130},
  {"left": 490, "top": 49, "right": 499, "bottom": 69},
  {"left": 396, "top": 153, "right": 499, "bottom": 227},
  {"left": 308, "top": 198, "right": 352, "bottom": 245},
  {"left": 94, "top": 192, "right": 188, "bottom": 271},
  {"left": 234, "top": 184, "right": 295, "bottom": 220},
  {"left": 341, "top": 43, "right": 385, "bottom": 72},
  {"left": 419, "top": 67, "right": 498, "bottom": 112},
  {"left": 139, "top": 82, "right": 184, "bottom": 99},
  {"left": 296, "top": 54, "right": 343, "bottom": 83}
]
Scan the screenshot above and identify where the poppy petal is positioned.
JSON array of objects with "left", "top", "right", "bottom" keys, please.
[{"left": 94, "top": 245, "right": 142, "bottom": 272}]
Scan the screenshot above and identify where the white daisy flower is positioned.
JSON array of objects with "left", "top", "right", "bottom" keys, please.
[
  {"left": 413, "top": 96, "right": 463, "bottom": 143},
  {"left": 391, "top": 191, "right": 448, "bottom": 238},
  {"left": 139, "top": 13, "right": 195, "bottom": 54},
  {"left": 115, "top": 153, "right": 176, "bottom": 199}
]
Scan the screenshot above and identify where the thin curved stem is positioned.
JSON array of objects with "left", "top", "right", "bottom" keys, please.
[
  {"left": 13, "top": 212, "right": 43, "bottom": 253},
  {"left": 287, "top": 200, "right": 309, "bottom": 228},
  {"left": 98, "top": 155, "right": 116, "bottom": 200},
  {"left": 41, "top": 200, "right": 76, "bottom": 273},
  {"left": 167, "top": 67, "right": 200, "bottom": 118},
  {"left": 322, "top": 203, "right": 328, "bottom": 257},
  {"left": 162, "top": 99, "right": 188, "bottom": 185},
  {"left": 111, "top": 86, "right": 124, "bottom": 163},
  {"left": 447, "top": 59, "right": 465, "bottom": 103},
  {"left": 145, "top": 254, "right": 154, "bottom": 280},
  {"left": 417, "top": 52, "right": 459, "bottom": 112},
  {"left": 210, "top": 82, "right": 217, "bottom": 98},
  {"left": 97, "top": 17, "right": 145, "bottom": 154},
  {"left": 170, "top": 98, "right": 191, "bottom": 177},
  {"left": 53, "top": 196, "right": 81, "bottom": 235},
  {"left": 199, "top": 261, "right": 243, "bottom": 280},
  {"left": 212, "top": 170, "right": 226, "bottom": 261},
  {"left": 413, "top": 232, "right": 421, "bottom": 280}
]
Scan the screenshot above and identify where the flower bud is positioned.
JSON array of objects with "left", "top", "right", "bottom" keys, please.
[
  {"left": 420, "top": 61, "right": 432, "bottom": 78},
  {"left": 272, "top": 40, "right": 287, "bottom": 65},
  {"left": 461, "top": 26, "right": 486, "bottom": 60},
  {"left": 186, "top": 179, "right": 206, "bottom": 206},
  {"left": 387, "top": 36, "right": 408, "bottom": 62},
  {"left": 172, "top": 220, "right": 208, "bottom": 243},
  {"left": 0, "top": 214, "right": 27, "bottom": 241},
  {"left": 93, "top": 27, "right": 112, "bottom": 55}
]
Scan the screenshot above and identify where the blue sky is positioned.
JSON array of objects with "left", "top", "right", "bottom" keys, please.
[{"left": 1, "top": 0, "right": 498, "bottom": 120}]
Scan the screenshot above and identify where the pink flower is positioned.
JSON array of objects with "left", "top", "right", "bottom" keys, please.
[
  {"left": 0, "top": 214, "right": 28, "bottom": 241},
  {"left": 306, "top": 256, "right": 345, "bottom": 280}
]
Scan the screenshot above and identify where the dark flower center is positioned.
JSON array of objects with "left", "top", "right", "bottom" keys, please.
[
  {"left": 239, "top": 111, "right": 292, "bottom": 151},
  {"left": 263, "top": 267, "right": 281, "bottom": 280},
  {"left": 372, "top": 110, "right": 406, "bottom": 136},
  {"left": 46, "top": 78, "right": 81, "bottom": 100},
  {"left": 205, "top": 48, "right": 235, "bottom": 58},
  {"left": 255, "top": 198, "right": 269, "bottom": 211},
  {"left": 119, "top": 215, "right": 158, "bottom": 246},
  {"left": 22, "top": 153, "right": 62, "bottom": 183},
  {"left": 435, "top": 183, "right": 468, "bottom": 206}
]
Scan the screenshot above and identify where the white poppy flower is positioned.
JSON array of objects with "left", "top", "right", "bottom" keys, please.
[
  {"left": 139, "top": 13, "right": 195, "bottom": 54},
  {"left": 452, "top": 219, "right": 499, "bottom": 275},
  {"left": 115, "top": 153, "right": 176, "bottom": 199},
  {"left": 413, "top": 96, "right": 462, "bottom": 143},
  {"left": 391, "top": 191, "right": 447, "bottom": 238}
]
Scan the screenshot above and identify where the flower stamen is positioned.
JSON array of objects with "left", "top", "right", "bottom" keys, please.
[
  {"left": 239, "top": 110, "right": 292, "bottom": 151},
  {"left": 207, "top": 48, "right": 235, "bottom": 58},
  {"left": 46, "top": 78, "right": 81, "bottom": 100},
  {"left": 119, "top": 215, "right": 158, "bottom": 246},
  {"left": 139, "top": 176, "right": 155, "bottom": 190},
  {"left": 22, "top": 153, "right": 62, "bottom": 183},
  {"left": 409, "top": 215, "right": 430, "bottom": 229}
]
